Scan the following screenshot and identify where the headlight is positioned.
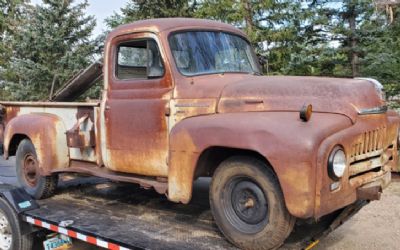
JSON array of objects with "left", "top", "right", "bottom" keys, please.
[{"left": 328, "top": 146, "right": 347, "bottom": 180}]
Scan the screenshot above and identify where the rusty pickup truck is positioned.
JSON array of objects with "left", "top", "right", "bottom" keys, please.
[{"left": 0, "top": 18, "right": 399, "bottom": 250}]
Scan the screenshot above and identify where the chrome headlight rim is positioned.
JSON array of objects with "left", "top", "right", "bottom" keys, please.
[{"left": 328, "top": 146, "right": 347, "bottom": 181}]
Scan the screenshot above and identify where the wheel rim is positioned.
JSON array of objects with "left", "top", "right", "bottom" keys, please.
[
  {"left": 23, "top": 154, "right": 39, "bottom": 187},
  {"left": 0, "top": 211, "right": 12, "bottom": 250},
  {"left": 222, "top": 176, "right": 269, "bottom": 234}
]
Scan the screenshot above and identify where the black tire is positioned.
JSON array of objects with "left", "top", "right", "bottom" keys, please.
[
  {"left": 16, "top": 139, "right": 58, "bottom": 199},
  {"left": 210, "top": 156, "right": 295, "bottom": 250},
  {"left": 0, "top": 198, "right": 33, "bottom": 250}
]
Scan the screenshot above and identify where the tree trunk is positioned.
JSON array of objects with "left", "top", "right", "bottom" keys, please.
[
  {"left": 348, "top": 7, "right": 359, "bottom": 78},
  {"left": 242, "top": 0, "right": 255, "bottom": 36}
]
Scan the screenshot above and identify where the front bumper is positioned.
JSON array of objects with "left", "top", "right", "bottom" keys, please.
[
  {"left": 315, "top": 113, "right": 399, "bottom": 218},
  {"left": 356, "top": 170, "right": 391, "bottom": 200}
]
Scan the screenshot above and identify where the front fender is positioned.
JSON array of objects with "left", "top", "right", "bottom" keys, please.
[
  {"left": 4, "top": 113, "right": 69, "bottom": 175},
  {"left": 168, "top": 112, "right": 351, "bottom": 218}
]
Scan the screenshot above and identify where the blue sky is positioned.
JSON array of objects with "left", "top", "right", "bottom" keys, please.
[{"left": 30, "top": 0, "right": 129, "bottom": 37}]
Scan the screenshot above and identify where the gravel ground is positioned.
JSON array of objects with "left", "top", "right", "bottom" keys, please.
[{"left": 1, "top": 157, "right": 399, "bottom": 249}]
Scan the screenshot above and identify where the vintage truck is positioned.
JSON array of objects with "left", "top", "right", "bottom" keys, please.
[{"left": 0, "top": 18, "right": 399, "bottom": 250}]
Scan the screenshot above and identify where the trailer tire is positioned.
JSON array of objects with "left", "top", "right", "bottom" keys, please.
[
  {"left": 0, "top": 198, "right": 33, "bottom": 250},
  {"left": 210, "top": 156, "right": 294, "bottom": 250},
  {"left": 16, "top": 139, "right": 58, "bottom": 199}
]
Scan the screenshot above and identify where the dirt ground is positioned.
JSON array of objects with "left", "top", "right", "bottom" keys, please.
[{"left": 315, "top": 175, "right": 400, "bottom": 250}]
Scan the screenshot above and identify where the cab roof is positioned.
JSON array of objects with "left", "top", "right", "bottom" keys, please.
[{"left": 109, "top": 18, "right": 247, "bottom": 38}]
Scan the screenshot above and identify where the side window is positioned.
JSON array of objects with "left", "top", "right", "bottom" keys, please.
[{"left": 116, "top": 39, "right": 165, "bottom": 80}]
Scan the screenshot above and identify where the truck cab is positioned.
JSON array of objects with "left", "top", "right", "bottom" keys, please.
[{"left": 1, "top": 18, "right": 399, "bottom": 249}]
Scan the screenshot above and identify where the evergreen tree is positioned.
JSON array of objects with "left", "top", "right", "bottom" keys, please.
[
  {"left": 106, "top": 0, "right": 197, "bottom": 28},
  {"left": 360, "top": 5, "right": 400, "bottom": 105},
  {"left": 0, "top": 0, "right": 29, "bottom": 99},
  {"left": 1, "top": 0, "right": 96, "bottom": 101},
  {"left": 196, "top": 0, "right": 309, "bottom": 74},
  {"left": 304, "top": 1, "right": 377, "bottom": 77},
  {"left": 0, "top": 0, "right": 27, "bottom": 66}
]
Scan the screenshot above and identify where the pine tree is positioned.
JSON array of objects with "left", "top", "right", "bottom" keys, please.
[
  {"left": 0, "top": 0, "right": 29, "bottom": 99},
  {"left": 0, "top": 0, "right": 27, "bottom": 64},
  {"left": 360, "top": 5, "right": 400, "bottom": 105},
  {"left": 106, "top": 0, "right": 197, "bottom": 28},
  {"left": 196, "top": 0, "right": 308, "bottom": 74},
  {"left": 1, "top": 0, "right": 96, "bottom": 101}
]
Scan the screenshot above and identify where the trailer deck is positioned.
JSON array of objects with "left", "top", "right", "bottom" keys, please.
[
  {"left": 20, "top": 178, "right": 235, "bottom": 250},
  {"left": 0, "top": 174, "right": 364, "bottom": 250}
]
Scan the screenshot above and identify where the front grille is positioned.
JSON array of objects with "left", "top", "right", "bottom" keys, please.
[
  {"left": 349, "top": 126, "right": 389, "bottom": 177},
  {"left": 350, "top": 126, "right": 387, "bottom": 162}
]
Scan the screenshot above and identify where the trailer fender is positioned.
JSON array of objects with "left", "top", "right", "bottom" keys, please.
[{"left": 3, "top": 113, "right": 69, "bottom": 175}]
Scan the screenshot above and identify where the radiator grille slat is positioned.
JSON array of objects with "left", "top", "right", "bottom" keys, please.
[{"left": 350, "top": 126, "right": 387, "bottom": 163}]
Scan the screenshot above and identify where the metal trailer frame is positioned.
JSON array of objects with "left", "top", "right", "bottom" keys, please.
[
  {"left": 0, "top": 187, "right": 131, "bottom": 249},
  {"left": 0, "top": 181, "right": 367, "bottom": 250},
  {"left": 0, "top": 181, "right": 238, "bottom": 250}
]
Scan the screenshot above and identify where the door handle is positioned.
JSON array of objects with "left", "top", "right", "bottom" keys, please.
[{"left": 105, "top": 105, "right": 111, "bottom": 111}]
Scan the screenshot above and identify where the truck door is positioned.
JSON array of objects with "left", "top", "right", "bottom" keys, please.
[{"left": 101, "top": 32, "right": 172, "bottom": 177}]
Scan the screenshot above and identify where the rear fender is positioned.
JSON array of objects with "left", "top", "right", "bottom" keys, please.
[{"left": 4, "top": 113, "right": 69, "bottom": 175}]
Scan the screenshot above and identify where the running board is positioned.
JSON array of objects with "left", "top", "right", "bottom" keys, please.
[{"left": 51, "top": 161, "right": 168, "bottom": 194}]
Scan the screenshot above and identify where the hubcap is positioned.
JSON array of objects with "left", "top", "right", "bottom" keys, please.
[
  {"left": 0, "top": 212, "right": 12, "bottom": 250},
  {"left": 223, "top": 177, "right": 269, "bottom": 234},
  {"left": 23, "top": 154, "right": 38, "bottom": 187},
  {"left": 231, "top": 181, "right": 268, "bottom": 225}
]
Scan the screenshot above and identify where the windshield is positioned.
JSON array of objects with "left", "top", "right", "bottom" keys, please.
[{"left": 169, "top": 31, "right": 261, "bottom": 76}]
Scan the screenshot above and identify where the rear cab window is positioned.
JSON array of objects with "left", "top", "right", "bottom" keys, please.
[{"left": 116, "top": 39, "right": 165, "bottom": 80}]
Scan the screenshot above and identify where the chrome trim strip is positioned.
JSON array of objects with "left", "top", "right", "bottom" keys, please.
[{"left": 358, "top": 105, "right": 388, "bottom": 115}]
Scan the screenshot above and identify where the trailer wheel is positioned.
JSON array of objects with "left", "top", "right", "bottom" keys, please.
[
  {"left": 16, "top": 139, "right": 58, "bottom": 199},
  {"left": 210, "top": 156, "right": 294, "bottom": 250},
  {"left": 0, "top": 198, "right": 33, "bottom": 250}
]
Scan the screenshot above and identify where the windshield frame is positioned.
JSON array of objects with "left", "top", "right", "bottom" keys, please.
[{"left": 168, "top": 29, "right": 262, "bottom": 77}]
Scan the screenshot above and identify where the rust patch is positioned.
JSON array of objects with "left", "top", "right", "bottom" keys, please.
[
  {"left": 315, "top": 114, "right": 399, "bottom": 218},
  {"left": 66, "top": 115, "right": 96, "bottom": 148},
  {"left": 4, "top": 106, "right": 20, "bottom": 124},
  {"left": 53, "top": 160, "right": 168, "bottom": 194}
]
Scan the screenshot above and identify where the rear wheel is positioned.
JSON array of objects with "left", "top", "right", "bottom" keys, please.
[
  {"left": 16, "top": 139, "right": 58, "bottom": 199},
  {"left": 0, "top": 198, "right": 33, "bottom": 250},
  {"left": 210, "top": 156, "right": 294, "bottom": 250}
]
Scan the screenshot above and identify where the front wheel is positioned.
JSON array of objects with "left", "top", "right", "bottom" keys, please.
[
  {"left": 210, "top": 156, "right": 294, "bottom": 250},
  {"left": 16, "top": 139, "right": 58, "bottom": 199}
]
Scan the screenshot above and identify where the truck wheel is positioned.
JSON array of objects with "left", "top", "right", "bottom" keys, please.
[
  {"left": 0, "top": 198, "right": 33, "bottom": 250},
  {"left": 210, "top": 156, "right": 294, "bottom": 250},
  {"left": 16, "top": 139, "right": 58, "bottom": 199}
]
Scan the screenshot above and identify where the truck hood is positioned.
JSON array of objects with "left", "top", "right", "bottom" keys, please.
[{"left": 217, "top": 76, "right": 384, "bottom": 122}]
